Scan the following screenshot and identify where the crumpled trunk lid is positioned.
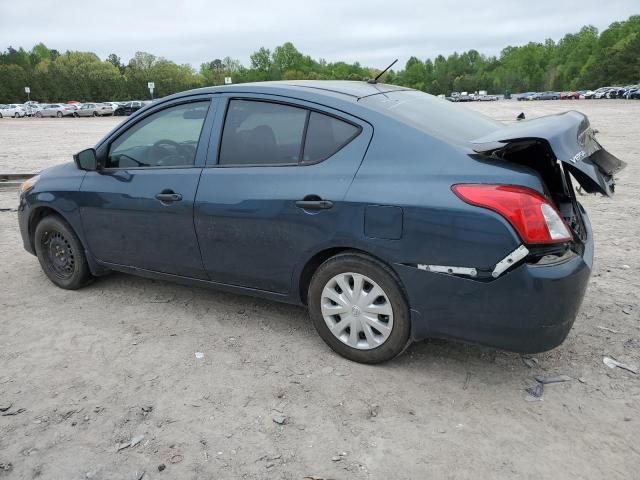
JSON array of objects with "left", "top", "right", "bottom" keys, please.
[{"left": 470, "top": 110, "right": 626, "bottom": 196}]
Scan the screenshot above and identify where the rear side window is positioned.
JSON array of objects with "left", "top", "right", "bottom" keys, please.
[
  {"left": 219, "top": 100, "right": 307, "bottom": 165},
  {"left": 302, "top": 112, "right": 360, "bottom": 164},
  {"left": 219, "top": 99, "right": 361, "bottom": 166}
]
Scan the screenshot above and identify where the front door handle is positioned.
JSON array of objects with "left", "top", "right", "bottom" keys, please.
[
  {"left": 295, "top": 199, "right": 334, "bottom": 210},
  {"left": 155, "top": 191, "right": 183, "bottom": 203}
]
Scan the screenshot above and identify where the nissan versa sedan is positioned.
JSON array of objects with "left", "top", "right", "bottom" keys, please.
[{"left": 17, "top": 81, "right": 626, "bottom": 363}]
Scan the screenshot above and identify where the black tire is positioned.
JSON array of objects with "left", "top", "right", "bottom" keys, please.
[
  {"left": 34, "top": 215, "right": 93, "bottom": 290},
  {"left": 308, "top": 252, "right": 411, "bottom": 364},
  {"left": 36, "top": 111, "right": 42, "bottom": 118},
  {"left": 73, "top": 112, "right": 79, "bottom": 118},
  {"left": 56, "top": 111, "right": 62, "bottom": 118},
  {"left": 93, "top": 111, "right": 99, "bottom": 117}
]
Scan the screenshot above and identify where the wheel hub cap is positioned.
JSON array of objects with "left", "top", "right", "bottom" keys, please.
[
  {"left": 43, "top": 231, "right": 75, "bottom": 279},
  {"left": 320, "top": 272, "right": 394, "bottom": 350}
]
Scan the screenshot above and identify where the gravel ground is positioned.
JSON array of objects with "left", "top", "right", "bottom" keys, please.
[{"left": 0, "top": 100, "right": 638, "bottom": 479}]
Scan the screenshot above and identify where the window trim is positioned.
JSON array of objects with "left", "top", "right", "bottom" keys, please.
[
  {"left": 215, "top": 97, "right": 363, "bottom": 168},
  {"left": 100, "top": 98, "right": 212, "bottom": 171}
]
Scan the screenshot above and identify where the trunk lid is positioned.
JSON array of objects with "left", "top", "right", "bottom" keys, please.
[{"left": 470, "top": 110, "right": 626, "bottom": 196}]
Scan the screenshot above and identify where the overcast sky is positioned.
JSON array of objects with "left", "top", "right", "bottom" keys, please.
[{"left": 1, "top": 1, "right": 637, "bottom": 69}]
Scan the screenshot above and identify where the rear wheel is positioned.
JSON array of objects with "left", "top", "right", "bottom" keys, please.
[
  {"left": 308, "top": 252, "right": 411, "bottom": 363},
  {"left": 73, "top": 112, "right": 79, "bottom": 118},
  {"left": 34, "top": 215, "right": 93, "bottom": 290},
  {"left": 36, "top": 111, "right": 42, "bottom": 118},
  {"left": 56, "top": 111, "right": 62, "bottom": 118},
  {"left": 93, "top": 111, "right": 99, "bottom": 117}
]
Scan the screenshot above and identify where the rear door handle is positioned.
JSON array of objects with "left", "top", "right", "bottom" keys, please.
[
  {"left": 155, "top": 192, "right": 183, "bottom": 203},
  {"left": 295, "top": 200, "right": 334, "bottom": 210}
]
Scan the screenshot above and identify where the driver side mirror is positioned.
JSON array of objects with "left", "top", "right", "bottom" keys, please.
[{"left": 74, "top": 148, "right": 99, "bottom": 171}]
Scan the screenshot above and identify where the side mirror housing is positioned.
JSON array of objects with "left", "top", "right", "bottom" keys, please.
[{"left": 74, "top": 148, "right": 99, "bottom": 171}]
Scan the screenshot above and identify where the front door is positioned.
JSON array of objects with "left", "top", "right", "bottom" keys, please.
[
  {"left": 80, "top": 99, "right": 213, "bottom": 278},
  {"left": 195, "top": 97, "right": 372, "bottom": 293}
]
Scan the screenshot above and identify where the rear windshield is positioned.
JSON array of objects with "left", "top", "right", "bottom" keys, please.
[{"left": 359, "top": 90, "right": 502, "bottom": 143}]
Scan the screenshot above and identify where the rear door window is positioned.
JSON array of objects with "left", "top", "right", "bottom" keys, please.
[{"left": 219, "top": 100, "right": 307, "bottom": 166}]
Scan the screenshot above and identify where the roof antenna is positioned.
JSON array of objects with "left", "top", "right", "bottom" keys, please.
[{"left": 367, "top": 59, "right": 398, "bottom": 84}]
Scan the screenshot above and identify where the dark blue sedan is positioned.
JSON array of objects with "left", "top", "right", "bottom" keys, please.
[{"left": 17, "top": 81, "right": 625, "bottom": 363}]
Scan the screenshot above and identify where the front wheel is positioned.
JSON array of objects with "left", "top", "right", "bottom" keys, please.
[
  {"left": 73, "top": 112, "right": 79, "bottom": 117},
  {"left": 56, "top": 111, "right": 62, "bottom": 118},
  {"left": 34, "top": 215, "right": 94, "bottom": 290},
  {"left": 308, "top": 252, "right": 411, "bottom": 363},
  {"left": 93, "top": 111, "right": 99, "bottom": 117}
]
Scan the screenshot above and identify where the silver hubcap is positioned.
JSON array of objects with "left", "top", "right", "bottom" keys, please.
[{"left": 320, "top": 272, "right": 393, "bottom": 350}]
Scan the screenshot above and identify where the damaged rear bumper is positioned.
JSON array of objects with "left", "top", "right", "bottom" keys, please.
[{"left": 397, "top": 211, "right": 594, "bottom": 353}]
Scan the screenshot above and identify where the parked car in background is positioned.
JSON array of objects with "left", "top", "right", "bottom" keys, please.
[
  {"left": 102, "top": 102, "right": 122, "bottom": 112},
  {"left": 36, "top": 104, "right": 76, "bottom": 118},
  {"left": 23, "top": 103, "right": 43, "bottom": 116},
  {"left": 533, "top": 91, "right": 560, "bottom": 100},
  {"left": 560, "top": 91, "right": 580, "bottom": 100},
  {"left": 517, "top": 92, "right": 535, "bottom": 101},
  {"left": 626, "top": 87, "right": 640, "bottom": 99},
  {"left": 17, "top": 81, "right": 626, "bottom": 363},
  {"left": 593, "top": 87, "right": 613, "bottom": 99},
  {"left": 0, "top": 104, "right": 26, "bottom": 118},
  {"left": 117, "top": 101, "right": 146, "bottom": 116},
  {"left": 74, "top": 103, "right": 114, "bottom": 117}
]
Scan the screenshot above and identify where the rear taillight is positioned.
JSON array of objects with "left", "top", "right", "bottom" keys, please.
[{"left": 452, "top": 184, "right": 572, "bottom": 244}]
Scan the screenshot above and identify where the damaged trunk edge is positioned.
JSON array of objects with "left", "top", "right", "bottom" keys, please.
[
  {"left": 470, "top": 110, "right": 626, "bottom": 197},
  {"left": 406, "top": 111, "right": 626, "bottom": 282}
]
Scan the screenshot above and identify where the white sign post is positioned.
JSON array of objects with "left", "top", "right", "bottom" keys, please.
[
  {"left": 224, "top": 77, "right": 232, "bottom": 85},
  {"left": 147, "top": 81, "right": 155, "bottom": 99},
  {"left": 24, "top": 86, "right": 31, "bottom": 102}
]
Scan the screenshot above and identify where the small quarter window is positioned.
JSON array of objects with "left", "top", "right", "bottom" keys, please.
[{"left": 302, "top": 112, "right": 360, "bottom": 164}]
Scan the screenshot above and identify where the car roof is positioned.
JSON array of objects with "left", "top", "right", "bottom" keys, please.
[{"left": 175, "top": 80, "right": 412, "bottom": 101}]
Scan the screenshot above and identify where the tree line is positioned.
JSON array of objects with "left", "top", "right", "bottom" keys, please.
[{"left": 0, "top": 15, "right": 638, "bottom": 103}]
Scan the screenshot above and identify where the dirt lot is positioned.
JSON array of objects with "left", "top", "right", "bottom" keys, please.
[{"left": 0, "top": 101, "right": 638, "bottom": 479}]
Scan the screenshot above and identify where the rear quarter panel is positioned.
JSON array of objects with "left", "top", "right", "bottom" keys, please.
[{"left": 344, "top": 120, "right": 546, "bottom": 269}]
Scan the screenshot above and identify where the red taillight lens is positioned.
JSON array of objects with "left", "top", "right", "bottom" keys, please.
[{"left": 452, "top": 184, "right": 572, "bottom": 244}]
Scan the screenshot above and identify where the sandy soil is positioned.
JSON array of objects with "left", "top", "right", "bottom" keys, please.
[{"left": 0, "top": 100, "right": 638, "bottom": 479}]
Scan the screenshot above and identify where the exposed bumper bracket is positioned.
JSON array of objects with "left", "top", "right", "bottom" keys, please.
[
  {"left": 417, "top": 264, "right": 478, "bottom": 278},
  {"left": 492, "top": 245, "right": 529, "bottom": 278}
]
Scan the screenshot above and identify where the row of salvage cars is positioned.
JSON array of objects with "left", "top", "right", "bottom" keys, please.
[
  {"left": 517, "top": 85, "right": 640, "bottom": 101},
  {"left": 0, "top": 100, "right": 153, "bottom": 118}
]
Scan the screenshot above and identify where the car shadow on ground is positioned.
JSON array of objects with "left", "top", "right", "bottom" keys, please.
[{"left": 81, "top": 271, "right": 534, "bottom": 376}]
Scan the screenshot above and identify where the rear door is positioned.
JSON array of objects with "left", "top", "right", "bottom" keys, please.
[
  {"left": 194, "top": 95, "right": 372, "bottom": 293},
  {"left": 79, "top": 97, "right": 216, "bottom": 278}
]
